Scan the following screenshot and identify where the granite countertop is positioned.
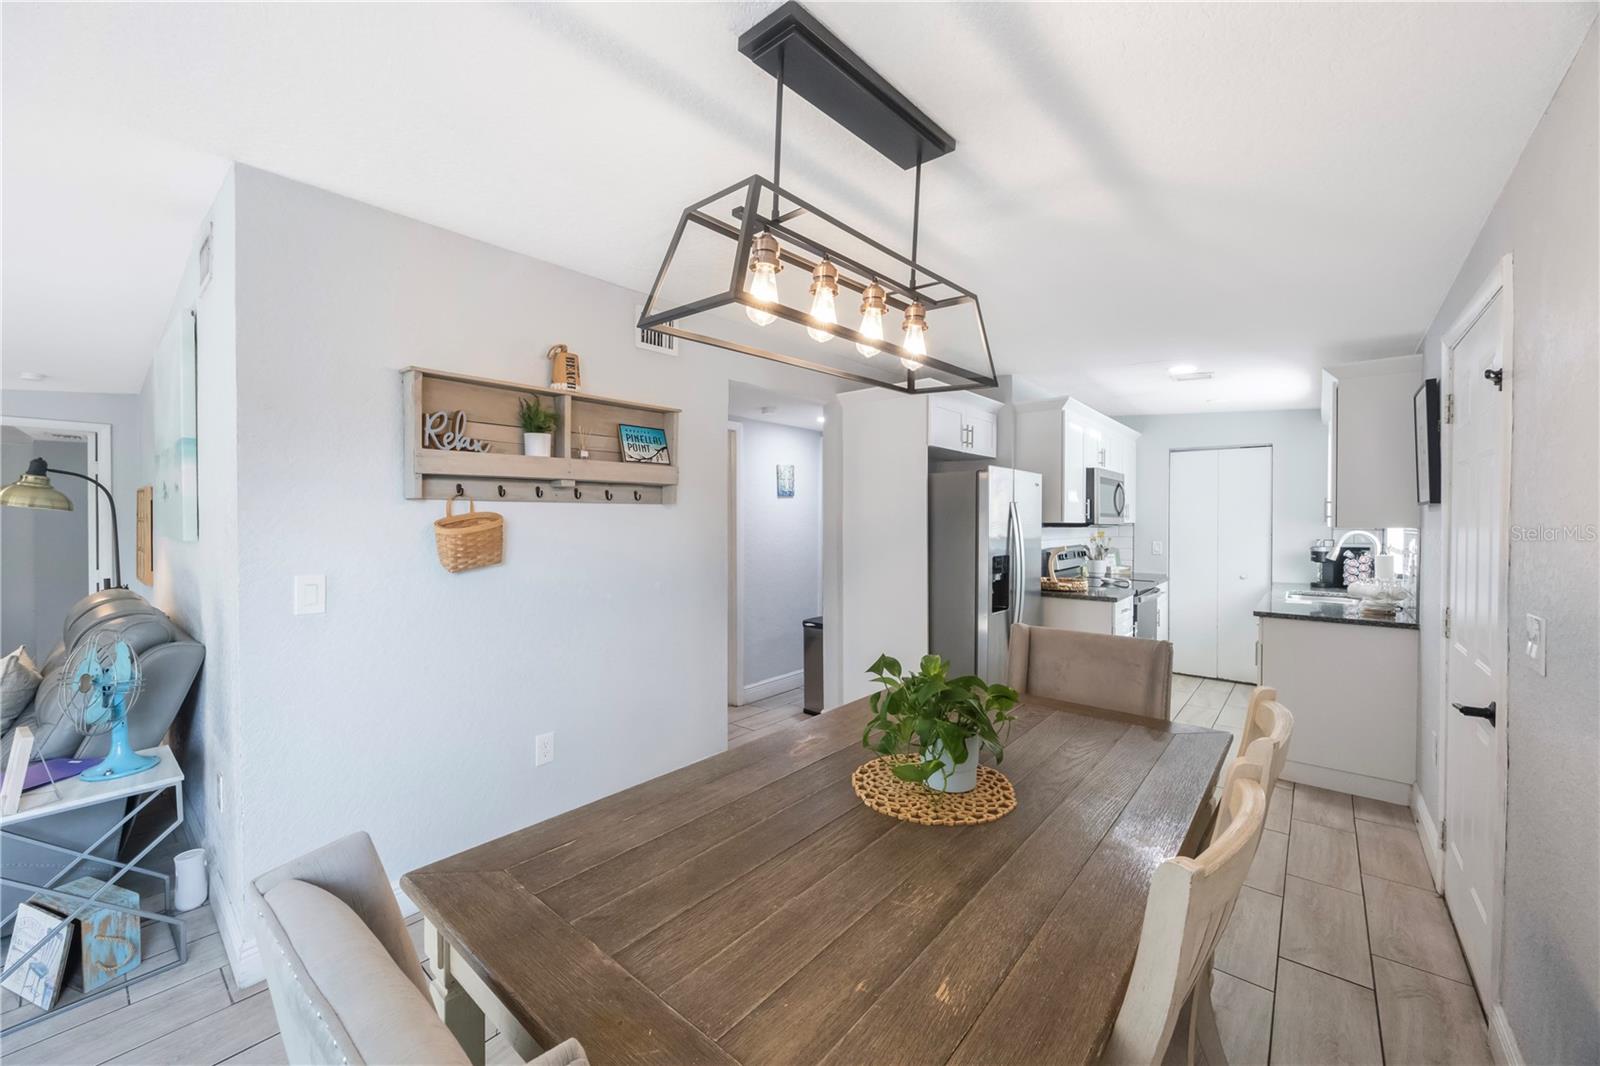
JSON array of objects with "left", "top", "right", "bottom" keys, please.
[
  {"left": 1039, "top": 574, "right": 1167, "bottom": 603},
  {"left": 1253, "top": 583, "right": 1420, "bottom": 630}
]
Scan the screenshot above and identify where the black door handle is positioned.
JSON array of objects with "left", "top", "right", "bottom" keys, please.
[{"left": 1452, "top": 700, "right": 1496, "bottom": 725}]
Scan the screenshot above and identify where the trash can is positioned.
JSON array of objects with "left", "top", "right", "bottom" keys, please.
[{"left": 802, "top": 616, "right": 824, "bottom": 714}]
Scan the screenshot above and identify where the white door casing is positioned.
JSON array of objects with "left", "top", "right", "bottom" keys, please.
[
  {"left": 1441, "top": 256, "right": 1512, "bottom": 1000},
  {"left": 1216, "top": 447, "right": 1273, "bottom": 683},
  {"left": 1169, "top": 449, "right": 1220, "bottom": 677}
]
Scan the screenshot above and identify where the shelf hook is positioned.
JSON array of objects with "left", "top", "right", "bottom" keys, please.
[
  {"left": 498, "top": 484, "right": 507, "bottom": 498},
  {"left": 454, "top": 483, "right": 464, "bottom": 498}
]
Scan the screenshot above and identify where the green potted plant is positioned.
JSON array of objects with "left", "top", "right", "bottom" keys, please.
[
  {"left": 519, "top": 396, "right": 559, "bottom": 457},
  {"left": 861, "top": 654, "right": 1019, "bottom": 793}
]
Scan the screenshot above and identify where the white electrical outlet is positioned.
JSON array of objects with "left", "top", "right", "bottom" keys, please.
[
  {"left": 1152, "top": 541, "right": 1164, "bottom": 556},
  {"left": 535, "top": 732, "right": 555, "bottom": 767},
  {"left": 1524, "top": 614, "right": 1547, "bottom": 676}
]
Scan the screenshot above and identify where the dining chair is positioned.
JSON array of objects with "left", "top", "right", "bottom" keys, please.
[
  {"left": 1008, "top": 622, "right": 1173, "bottom": 719},
  {"left": 1239, "top": 686, "right": 1294, "bottom": 787},
  {"left": 1100, "top": 763, "right": 1269, "bottom": 1066},
  {"left": 250, "top": 832, "right": 589, "bottom": 1066}
]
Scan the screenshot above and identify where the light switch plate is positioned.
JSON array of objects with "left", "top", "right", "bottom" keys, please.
[
  {"left": 293, "top": 574, "right": 326, "bottom": 615},
  {"left": 1152, "top": 541, "right": 1164, "bottom": 556},
  {"left": 1524, "top": 613, "right": 1546, "bottom": 676}
]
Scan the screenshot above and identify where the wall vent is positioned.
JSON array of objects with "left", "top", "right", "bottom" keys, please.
[{"left": 635, "top": 307, "right": 676, "bottom": 355}]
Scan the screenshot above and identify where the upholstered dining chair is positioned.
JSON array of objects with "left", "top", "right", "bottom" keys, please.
[
  {"left": 1007, "top": 623, "right": 1173, "bottom": 720},
  {"left": 250, "top": 832, "right": 589, "bottom": 1066},
  {"left": 1101, "top": 752, "right": 1271, "bottom": 1066}
]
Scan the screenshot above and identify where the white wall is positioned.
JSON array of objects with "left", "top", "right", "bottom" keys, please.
[
  {"left": 1120, "top": 410, "right": 1327, "bottom": 584},
  {"left": 1415, "top": 23, "right": 1598, "bottom": 1064},
  {"left": 733, "top": 418, "right": 821, "bottom": 693},
  {"left": 823, "top": 388, "right": 928, "bottom": 706},
  {"left": 214, "top": 166, "right": 844, "bottom": 968}
]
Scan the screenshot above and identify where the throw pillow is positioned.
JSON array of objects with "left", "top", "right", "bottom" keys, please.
[{"left": 1, "top": 646, "right": 43, "bottom": 732}]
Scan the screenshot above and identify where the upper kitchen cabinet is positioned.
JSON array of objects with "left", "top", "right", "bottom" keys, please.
[
  {"left": 928, "top": 393, "right": 1001, "bottom": 459},
  {"left": 1016, "top": 398, "right": 1139, "bottom": 525},
  {"left": 1323, "top": 354, "right": 1423, "bottom": 530}
]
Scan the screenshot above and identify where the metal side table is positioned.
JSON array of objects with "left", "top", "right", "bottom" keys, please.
[{"left": 1, "top": 746, "right": 187, "bottom": 1035}]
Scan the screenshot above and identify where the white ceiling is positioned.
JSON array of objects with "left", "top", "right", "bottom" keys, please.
[
  {"left": 729, "top": 381, "right": 827, "bottom": 432},
  {"left": 4, "top": 2, "right": 1594, "bottom": 410}
]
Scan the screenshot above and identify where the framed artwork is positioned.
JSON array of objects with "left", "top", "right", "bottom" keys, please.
[
  {"left": 777, "top": 464, "right": 795, "bottom": 498},
  {"left": 618, "top": 424, "right": 671, "bottom": 464},
  {"left": 152, "top": 308, "right": 199, "bottom": 540},
  {"left": 1414, "top": 378, "right": 1441, "bottom": 505}
]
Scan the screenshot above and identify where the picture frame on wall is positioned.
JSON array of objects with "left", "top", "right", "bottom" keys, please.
[
  {"left": 618, "top": 424, "right": 671, "bottom": 464},
  {"left": 776, "top": 464, "right": 795, "bottom": 498},
  {"left": 1414, "top": 378, "right": 1441, "bottom": 504}
]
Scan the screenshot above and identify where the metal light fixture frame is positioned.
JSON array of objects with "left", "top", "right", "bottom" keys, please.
[{"left": 637, "top": 2, "right": 997, "bottom": 395}]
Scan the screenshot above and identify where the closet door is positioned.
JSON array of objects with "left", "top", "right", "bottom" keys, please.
[
  {"left": 1168, "top": 450, "right": 1219, "bottom": 677},
  {"left": 1216, "top": 447, "right": 1273, "bottom": 683}
]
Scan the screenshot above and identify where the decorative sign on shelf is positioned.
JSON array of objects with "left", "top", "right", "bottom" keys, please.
[
  {"left": 548, "top": 343, "right": 582, "bottom": 391},
  {"left": 619, "top": 424, "right": 671, "bottom": 464},
  {"left": 777, "top": 464, "right": 795, "bottom": 498},
  {"left": 424, "top": 411, "right": 492, "bottom": 453}
]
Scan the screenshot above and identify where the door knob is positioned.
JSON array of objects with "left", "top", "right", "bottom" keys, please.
[{"left": 1452, "top": 700, "right": 1497, "bottom": 725}]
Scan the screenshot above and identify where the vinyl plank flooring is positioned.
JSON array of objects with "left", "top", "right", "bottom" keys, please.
[
  {"left": 1208, "top": 968, "right": 1273, "bottom": 1066},
  {"left": 1177, "top": 699, "right": 1221, "bottom": 727},
  {"left": 1213, "top": 885, "right": 1281, "bottom": 991},
  {"left": 0, "top": 986, "right": 130, "bottom": 1052},
  {"left": 104, "top": 984, "right": 278, "bottom": 1065},
  {"left": 1278, "top": 875, "right": 1372, "bottom": 988},
  {"left": 1270, "top": 959, "right": 1383, "bottom": 1066},
  {"left": 5, "top": 970, "right": 231, "bottom": 1066},
  {"left": 1353, "top": 795, "right": 1414, "bottom": 828},
  {"left": 1355, "top": 819, "right": 1434, "bottom": 888},
  {"left": 1187, "top": 679, "right": 1234, "bottom": 709},
  {"left": 1363, "top": 875, "right": 1471, "bottom": 983},
  {"left": 1291, "top": 784, "right": 1356, "bottom": 831},
  {"left": 1171, "top": 673, "right": 1204, "bottom": 700},
  {"left": 128, "top": 932, "right": 230, "bottom": 1003},
  {"left": 1244, "top": 829, "right": 1288, "bottom": 896},
  {"left": 1372, "top": 957, "right": 1494, "bottom": 1065},
  {"left": 1286, "top": 821, "right": 1362, "bottom": 893},
  {"left": 218, "top": 1033, "right": 288, "bottom": 1065}
]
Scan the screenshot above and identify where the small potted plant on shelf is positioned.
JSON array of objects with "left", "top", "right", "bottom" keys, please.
[
  {"left": 519, "top": 396, "right": 558, "bottom": 457},
  {"left": 861, "top": 654, "right": 1019, "bottom": 793}
]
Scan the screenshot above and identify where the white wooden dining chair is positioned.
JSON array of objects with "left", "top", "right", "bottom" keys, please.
[
  {"left": 1101, "top": 761, "right": 1269, "bottom": 1066},
  {"left": 1211, "top": 689, "right": 1294, "bottom": 842}
]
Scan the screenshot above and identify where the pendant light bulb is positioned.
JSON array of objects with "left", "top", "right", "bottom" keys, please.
[
  {"left": 900, "top": 301, "right": 928, "bottom": 372},
  {"left": 807, "top": 261, "right": 840, "bottom": 343},
  {"left": 744, "top": 232, "right": 783, "bottom": 327},
  {"left": 856, "top": 283, "right": 887, "bottom": 358}
]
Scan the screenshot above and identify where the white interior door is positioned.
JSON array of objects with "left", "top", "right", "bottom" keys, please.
[
  {"left": 1169, "top": 449, "right": 1219, "bottom": 677},
  {"left": 1444, "top": 280, "right": 1509, "bottom": 993},
  {"left": 1216, "top": 447, "right": 1273, "bottom": 683}
]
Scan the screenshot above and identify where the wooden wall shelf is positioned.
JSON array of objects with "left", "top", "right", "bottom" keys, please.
[{"left": 402, "top": 367, "right": 681, "bottom": 504}]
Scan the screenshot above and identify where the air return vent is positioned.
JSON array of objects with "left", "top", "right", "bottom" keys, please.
[{"left": 635, "top": 307, "right": 676, "bottom": 355}]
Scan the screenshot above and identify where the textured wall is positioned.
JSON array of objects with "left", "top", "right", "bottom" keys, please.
[
  {"left": 735, "top": 419, "right": 822, "bottom": 689},
  {"left": 1119, "top": 409, "right": 1328, "bottom": 584},
  {"left": 1416, "top": 21, "right": 1598, "bottom": 1063}
]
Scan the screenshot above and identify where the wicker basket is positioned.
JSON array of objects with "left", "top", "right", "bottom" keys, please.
[{"left": 434, "top": 499, "right": 504, "bottom": 573}]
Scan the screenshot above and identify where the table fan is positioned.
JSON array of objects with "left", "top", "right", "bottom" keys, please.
[{"left": 58, "top": 633, "right": 158, "bottom": 781}]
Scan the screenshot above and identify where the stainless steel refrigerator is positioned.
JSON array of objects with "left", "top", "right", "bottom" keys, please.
[{"left": 929, "top": 466, "right": 1043, "bottom": 683}]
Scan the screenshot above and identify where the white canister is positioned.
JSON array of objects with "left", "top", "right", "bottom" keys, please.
[
  {"left": 523, "top": 432, "right": 554, "bottom": 458},
  {"left": 924, "top": 736, "right": 982, "bottom": 793},
  {"left": 1375, "top": 553, "right": 1398, "bottom": 581},
  {"left": 173, "top": 848, "right": 208, "bottom": 911}
]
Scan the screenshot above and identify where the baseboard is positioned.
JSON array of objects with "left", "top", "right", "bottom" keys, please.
[
  {"left": 1412, "top": 785, "right": 1446, "bottom": 890},
  {"left": 740, "top": 669, "right": 803, "bottom": 705},
  {"left": 1489, "top": 1003, "right": 1524, "bottom": 1066},
  {"left": 1280, "top": 760, "right": 1409, "bottom": 804},
  {"left": 209, "top": 867, "right": 264, "bottom": 988}
]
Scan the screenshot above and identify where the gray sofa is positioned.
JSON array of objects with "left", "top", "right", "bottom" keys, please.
[{"left": 2, "top": 589, "right": 204, "bottom": 916}]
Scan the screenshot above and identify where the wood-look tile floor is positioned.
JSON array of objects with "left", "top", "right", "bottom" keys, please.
[
  {"left": 8, "top": 677, "right": 1490, "bottom": 1065},
  {"left": 727, "top": 683, "right": 808, "bottom": 748},
  {"left": 1166, "top": 672, "right": 1495, "bottom": 1066}
]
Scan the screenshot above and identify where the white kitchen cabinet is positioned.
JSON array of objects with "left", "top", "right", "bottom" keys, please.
[
  {"left": 1323, "top": 354, "right": 1423, "bottom": 530},
  {"left": 928, "top": 393, "right": 1000, "bottom": 459},
  {"left": 1039, "top": 595, "right": 1133, "bottom": 636},
  {"left": 1016, "top": 398, "right": 1138, "bottom": 525}
]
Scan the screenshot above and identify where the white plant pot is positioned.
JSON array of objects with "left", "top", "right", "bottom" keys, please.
[
  {"left": 1087, "top": 559, "right": 1109, "bottom": 578},
  {"left": 523, "top": 432, "right": 553, "bottom": 457},
  {"left": 923, "top": 735, "right": 981, "bottom": 793}
]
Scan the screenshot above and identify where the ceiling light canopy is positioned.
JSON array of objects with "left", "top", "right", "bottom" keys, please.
[{"left": 638, "top": 2, "right": 996, "bottom": 395}]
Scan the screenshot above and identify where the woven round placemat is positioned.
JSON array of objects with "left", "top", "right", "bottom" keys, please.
[{"left": 851, "top": 755, "right": 1017, "bottom": 826}]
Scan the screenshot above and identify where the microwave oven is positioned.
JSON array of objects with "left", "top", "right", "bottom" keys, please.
[{"left": 1087, "top": 467, "right": 1127, "bottom": 524}]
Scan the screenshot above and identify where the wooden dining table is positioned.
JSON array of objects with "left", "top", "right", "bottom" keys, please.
[{"left": 402, "top": 695, "right": 1231, "bottom": 1066}]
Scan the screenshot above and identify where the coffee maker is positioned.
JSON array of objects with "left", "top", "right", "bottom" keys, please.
[{"left": 1310, "top": 541, "right": 1372, "bottom": 589}]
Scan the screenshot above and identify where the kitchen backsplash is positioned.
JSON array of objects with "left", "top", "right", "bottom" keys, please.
[{"left": 1040, "top": 525, "right": 1136, "bottom": 572}]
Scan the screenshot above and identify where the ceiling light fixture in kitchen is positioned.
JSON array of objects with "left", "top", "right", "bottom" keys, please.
[
  {"left": 1169, "top": 365, "right": 1214, "bottom": 382},
  {"left": 637, "top": 2, "right": 996, "bottom": 395}
]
